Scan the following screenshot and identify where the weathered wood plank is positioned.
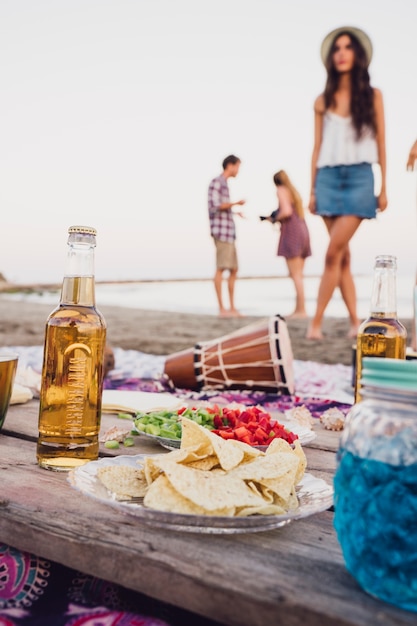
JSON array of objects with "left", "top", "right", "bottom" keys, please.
[
  {"left": 3, "top": 400, "right": 162, "bottom": 456},
  {"left": 0, "top": 434, "right": 415, "bottom": 626}
]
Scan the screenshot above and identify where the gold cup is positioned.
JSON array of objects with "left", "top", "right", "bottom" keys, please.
[{"left": 0, "top": 354, "right": 18, "bottom": 431}]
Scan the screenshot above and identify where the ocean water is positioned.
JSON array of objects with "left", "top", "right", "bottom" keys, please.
[{"left": 2, "top": 274, "right": 415, "bottom": 320}]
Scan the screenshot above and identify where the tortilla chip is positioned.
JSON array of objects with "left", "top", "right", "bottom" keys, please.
[
  {"left": 266, "top": 437, "right": 307, "bottom": 484},
  {"left": 181, "top": 417, "right": 245, "bottom": 471},
  {"left": 292, "top": 440, "right": 307, "bottom": 484},
  {"left": 229, "top": 439, "right": 264, "bottom": 463},
  {"left": 97, "top": 465, "right": 147, "bottom": 500},
  {"left": 180, "top": 418, "right": 213, "bottom": 455},
  {"left": 236, "top": 503, "right": 287, "bottom": 517},
  {"left": 228, "top": 451, "right": 298, "bottom": 481},
  {"left": 266, "top": 438, "right": 294, "bottom": 455},
  {"left": 186, "top": 455, "right": 219, "bottom": 471},
  {"left": 142, "top": 445, "right": 206, "bottom": 485},
  {"left": 286, "top": 486, "right": 299, "bottom": 511},
  {"left": 143, "top": 474, "right": 235, "bottom": 517},
  {"left": 161, "top": 460, "right": 268, "bottom": 511}
]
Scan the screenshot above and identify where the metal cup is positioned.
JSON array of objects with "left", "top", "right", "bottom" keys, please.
[{"left": 0, "top": 354, "right": 18, "bottom": 431}]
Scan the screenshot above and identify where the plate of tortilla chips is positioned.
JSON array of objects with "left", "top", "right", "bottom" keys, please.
[{"left": 68, "top": 417, "right": 332, "bottom": 533}]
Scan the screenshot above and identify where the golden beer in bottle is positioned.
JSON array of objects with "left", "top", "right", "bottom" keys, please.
[
  {"left": 355, "top": 255, "right": 406, "bottom": 403},
  {"left": 37, "top": 226, "right": 107, "bottom": 470}
]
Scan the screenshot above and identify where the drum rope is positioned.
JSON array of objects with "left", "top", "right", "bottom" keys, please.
[
  {"left": 194, "top": 330, "right": 285, "bottom": 389},
  {"left": 268, "top": 316, "right": 281, "bottom": 385}
]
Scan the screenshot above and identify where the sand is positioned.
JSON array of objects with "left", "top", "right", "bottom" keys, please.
[{"left": 0, "top": 298, "right": 413, "bottom": 366}]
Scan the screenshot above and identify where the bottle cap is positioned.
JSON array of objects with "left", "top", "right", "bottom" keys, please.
[
  {"left": 361, "top": 357, "right": 417, "bottom": 392},
  {"left": 374, "top": 254, "right": 396, "bottom": 269},
  {"left": 68, "top": 226, "right": 97, "bottom": 236}
]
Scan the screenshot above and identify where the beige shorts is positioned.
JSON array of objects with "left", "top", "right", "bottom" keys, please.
[{"left": 214, "top": 239, "right": 238, "bottom": 271}]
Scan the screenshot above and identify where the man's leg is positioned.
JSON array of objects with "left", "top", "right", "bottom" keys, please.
[
  {"left": 228, "top": 268, "right": 242, "bottom": 316},
  {"left": 214, "top": 268, "right": 228, "bottom": 316}
]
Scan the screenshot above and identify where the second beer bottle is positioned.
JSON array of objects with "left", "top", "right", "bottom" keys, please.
[
  {"left": 37, "top": 226, "right": 107, "bottom": 470},
  {"left": 354, "top": 255, "right": 407, "bottom": 403}
]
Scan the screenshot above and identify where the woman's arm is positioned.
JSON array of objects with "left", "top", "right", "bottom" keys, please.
[
  {"left": 276, "top": 186, "right": 293, "bottom": 220},
  {"left": 309, "top": 95, "right": 325, "bottom": 213},
  {"left": 374, "top": 88, "right": 387, "bottom": 211},
  {"left": 407, "top": 140, "right": 417, "bottom": 171}
]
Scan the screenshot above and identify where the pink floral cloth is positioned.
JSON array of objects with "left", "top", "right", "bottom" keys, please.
[{"left": 0, "top": 544, "right": 170, "bottom": 626}]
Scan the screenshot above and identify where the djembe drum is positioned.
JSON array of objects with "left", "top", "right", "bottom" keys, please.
[{"left": 164, "top": 314, "right": 294, "bottom": 394}]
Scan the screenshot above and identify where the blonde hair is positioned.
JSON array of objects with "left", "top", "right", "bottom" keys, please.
[{"left": 273, "top": 170, "right": 304, "bottom": 219}]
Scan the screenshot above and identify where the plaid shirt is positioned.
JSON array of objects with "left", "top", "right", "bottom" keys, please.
[{"left": 208, "top": 174, "right": 236, "bottom": 242}]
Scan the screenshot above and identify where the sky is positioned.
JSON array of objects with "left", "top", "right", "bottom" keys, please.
[{"left": 1, "top": 0, "right": 416, "bottom": 285}]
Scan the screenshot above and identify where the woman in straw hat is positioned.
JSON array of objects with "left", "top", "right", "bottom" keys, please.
[{"left": 306, "top": 26, "right": 387, "bottom": 340}]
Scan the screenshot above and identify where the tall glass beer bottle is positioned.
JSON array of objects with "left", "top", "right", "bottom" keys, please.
[
  {"left": 354, "top": 255, "right": 406, "bottom": 403},
  {"left": 37, "top": 226, "right": 107, "bottom": 470}
]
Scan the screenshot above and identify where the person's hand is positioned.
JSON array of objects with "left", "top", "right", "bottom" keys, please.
[
  {"left": 308, "top": 192, "right": 316, "bottom": 213},
  {"left": 235, "top": 199, "right": 246, "bottom": 206},
  {"left": 377, "top": 190, "right": 388, "bottom": 212},
  {"left": 234, "top": 211, "right": 245, "bottom": 219},
  {"left": 407, "top": 141, "right": 417, "bottom": 171}
]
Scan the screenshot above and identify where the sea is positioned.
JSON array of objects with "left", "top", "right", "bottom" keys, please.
[{"left": 2, "top": 274, "right": 416, "bottom": 320}]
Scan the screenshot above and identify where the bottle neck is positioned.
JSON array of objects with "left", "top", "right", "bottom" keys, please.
[
  {"left": 369, "top": 266, "right": 397, "bottom": 318},
  {"left": 60, "top": 241, "right": 96, "bottom": 306}
]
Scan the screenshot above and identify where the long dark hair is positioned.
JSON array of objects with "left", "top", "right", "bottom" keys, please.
[{"left": 324, "top": 31, "right": 376, "bottom": 138}]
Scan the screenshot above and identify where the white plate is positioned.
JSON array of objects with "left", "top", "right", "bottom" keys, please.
[
  {"left": 68, "top": 454, "right": 333, "bottom": 534},
  {"left": 133, "top": 420, "right": 317, "bottom": 451}
]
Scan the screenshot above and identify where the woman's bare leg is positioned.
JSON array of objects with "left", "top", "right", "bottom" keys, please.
[
  {"left": 286, "top": 257, "right": 308, "bottom": 318},
  {"left": 321, "top": 219, "right": 361, "bottom": 337},
  {"left": 307, "top": 215, "right": 362, "bottom": 339},
  {"left": 338, "top": 247, "right": 361, "bottom": 337}
]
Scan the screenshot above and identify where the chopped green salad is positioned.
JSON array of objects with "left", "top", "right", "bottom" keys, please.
[{"left": 133, "top": 406, "right": 215, "bottom": 440}]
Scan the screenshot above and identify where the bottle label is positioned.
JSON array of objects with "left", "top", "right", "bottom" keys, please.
[{"left": 65, "top": 344, "right": 90, "bottom": 432}]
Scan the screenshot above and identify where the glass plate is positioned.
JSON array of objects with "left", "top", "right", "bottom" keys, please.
[
  {"left": 132, "top": 421, "right": 317, "bottom": 451},
  {"left": 68, "top": 454, "right": 333, "bottom": 534}
]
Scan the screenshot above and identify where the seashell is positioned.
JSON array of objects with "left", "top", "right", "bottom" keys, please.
[
  {"left": 284, "top": 405, "right": 315, "bottom": 429},
  {"left": 100, "top": 425, "right": 132, "bottom": 443},
  {"left": 320, "top": 407, "right": 345, "bottom": 431}
]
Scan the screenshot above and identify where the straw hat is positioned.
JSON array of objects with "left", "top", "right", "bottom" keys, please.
[{"left": 320, "top": 26, "right": 373, "bottom": 67}]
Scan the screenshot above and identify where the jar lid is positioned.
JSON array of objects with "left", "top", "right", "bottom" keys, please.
[
  {"left": 374, "top": 254, "right": 396, "bottom": 269},
  {"left": 68, "top": 225, "right": 97, "bottom": 236},
  {"left": 361, "top": 357, "right": 417, "bottom": 392}
]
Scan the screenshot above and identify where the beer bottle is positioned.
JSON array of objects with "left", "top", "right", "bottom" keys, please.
[
  {"left": 354, "top": 255, "right": 406, "bottom": 403},
  {"left": 37, "top": 226, "right": 107, "bottom": 470}
]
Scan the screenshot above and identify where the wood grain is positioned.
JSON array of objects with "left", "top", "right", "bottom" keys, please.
[{"left": 1, "top": 403, "right": 415, "bottom": 626}]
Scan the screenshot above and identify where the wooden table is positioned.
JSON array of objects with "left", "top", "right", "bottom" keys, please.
[{"left": 1, "top": 400, "right": 416, "bottom": 626}]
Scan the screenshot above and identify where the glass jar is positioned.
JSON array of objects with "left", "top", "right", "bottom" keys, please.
[{"left": 334, "top": 356, "right": 417, "bottom": 612}]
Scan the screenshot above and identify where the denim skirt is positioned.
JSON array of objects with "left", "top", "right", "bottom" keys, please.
[{"left": 315, "top": 163, "right": 377, "bottom": 219}]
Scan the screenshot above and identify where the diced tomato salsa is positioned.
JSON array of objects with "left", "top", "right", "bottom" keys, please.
[{"left": 210, "top": 405, "right": 298, "bottom": 446}]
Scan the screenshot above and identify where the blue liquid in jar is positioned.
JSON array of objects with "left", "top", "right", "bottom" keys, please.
[{"left": 334, "top": 448, "right": 417, "bottom": 611}]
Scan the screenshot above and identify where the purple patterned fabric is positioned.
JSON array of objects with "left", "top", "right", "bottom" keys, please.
[
  {"left": 103, "top": 375, "right": 352, "bottom": 419},
  {"left": 277, "top": 209, "right": 311, "bottom": 260}
]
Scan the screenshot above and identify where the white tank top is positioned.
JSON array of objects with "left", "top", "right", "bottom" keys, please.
[{"left": 317, "top": 111, "right": 378, "bottom": 168}]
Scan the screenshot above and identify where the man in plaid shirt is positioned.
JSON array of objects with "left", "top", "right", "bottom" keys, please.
[{"left": 208, "top": 155, "right": 245, "bottom": 316}]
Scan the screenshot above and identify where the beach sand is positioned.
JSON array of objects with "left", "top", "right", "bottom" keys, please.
[{"left": 0, "top": 299, "right": 413, "bottom": 366}]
